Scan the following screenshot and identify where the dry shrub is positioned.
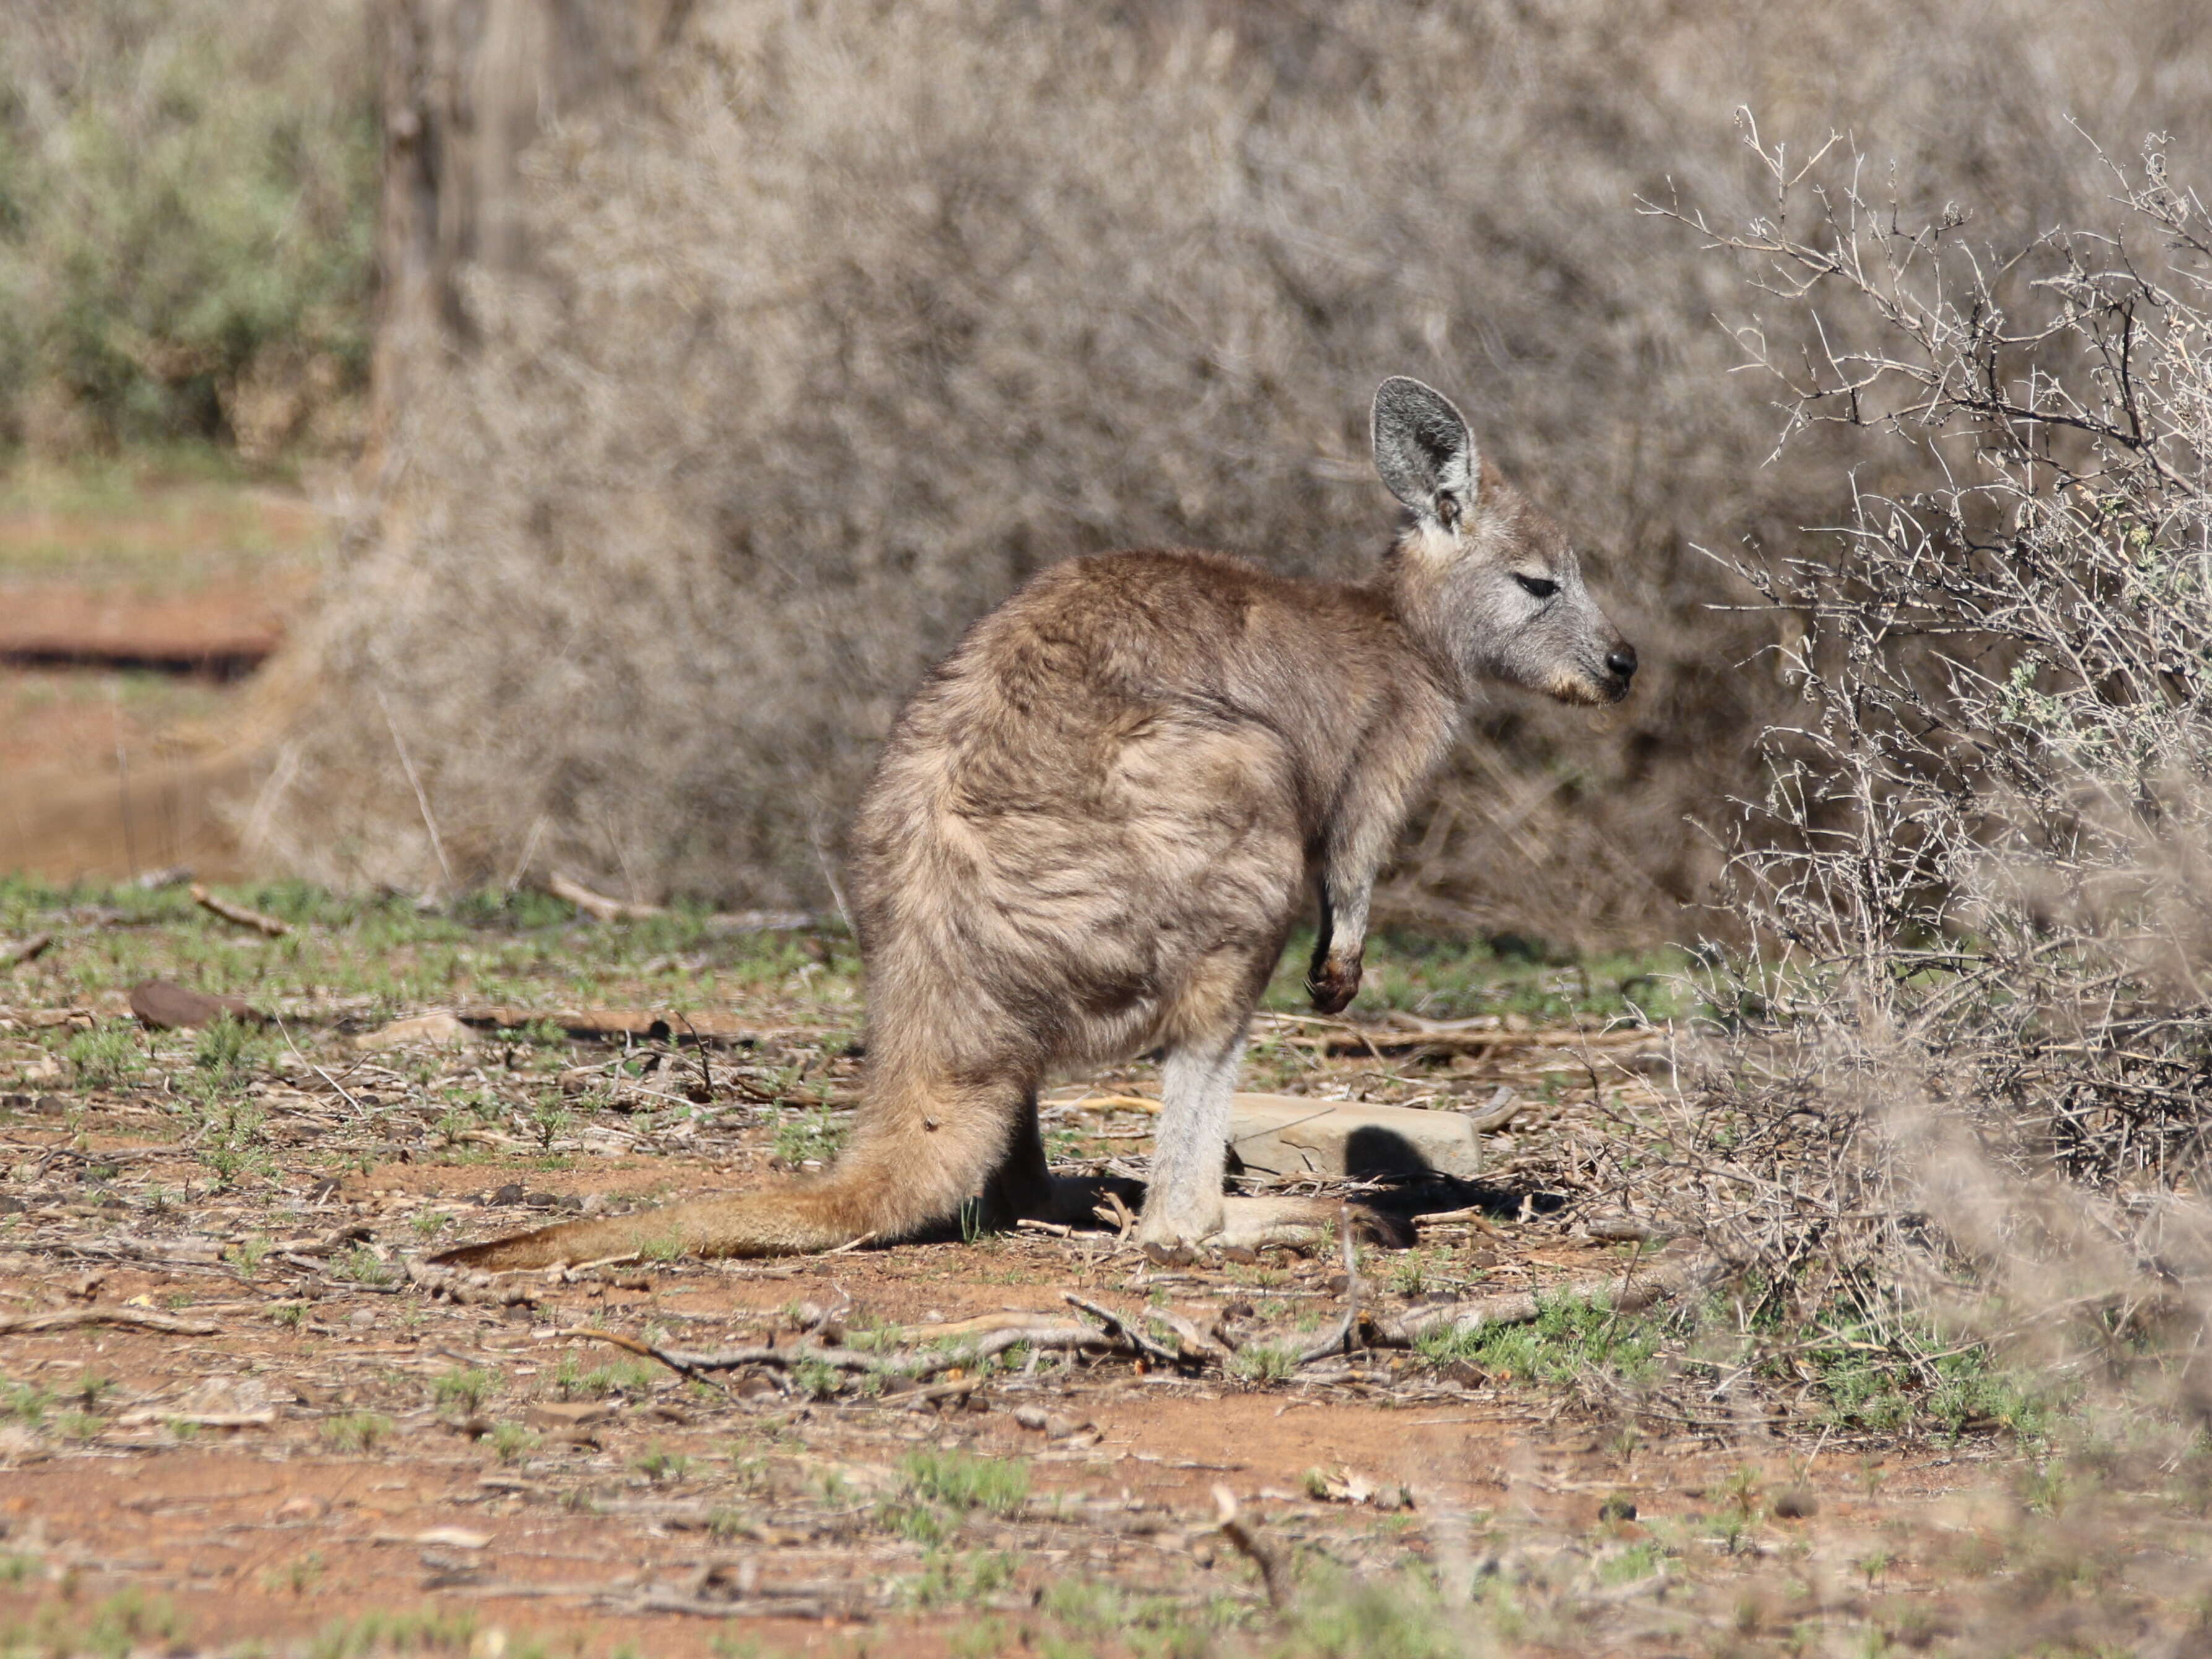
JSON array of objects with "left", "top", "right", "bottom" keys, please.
[
  {"left": 253, "top": 0, "right": 2212, "bottom": 940},
  {"left": 1665, "top": 131, "right": 2212, "bottom": 1415}
]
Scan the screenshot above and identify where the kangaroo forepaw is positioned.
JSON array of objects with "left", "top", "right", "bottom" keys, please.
[{"left": 1306, "top": 952, "right": 1362, "bottom": 1015}]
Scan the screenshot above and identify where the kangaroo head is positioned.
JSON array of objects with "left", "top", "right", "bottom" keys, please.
[{"left": 1372, "top": 376, "right": 1635, "bottom": 707}]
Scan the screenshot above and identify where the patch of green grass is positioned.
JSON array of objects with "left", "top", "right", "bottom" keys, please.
[
  {"left": 490, "top": 1421, "right": 538, "bottom": 1464},
  {"left": 1230, "top": 1342, "right": 1298, "bottom": 1384},
  {"left": 63, "top": 1023, "right": 144, "bottom": 1091},
  {"left": 432, "top": 1367, "right": 493, "bottom": 1414},
  {"left": 772, "top": 1102, "right": 848, "bottom": 1166},
  {"left": 1259, "top": 927, "right": 1696, "bottom": 1026},
  {"left": 899, "top": 1449, "right": 1030, "bottom": 1516},
  {"left": 550, "top": 1356, "right": 660, "bottom": 1400},
  {"left": 321, "top": 1411, "right": 393, "bottom": 1452},
  {"left": 1414, "top": 1290, "right": 1660, "bottom": 1386},
  {"left": 307, "top": 1607, "right": 479, "bottom": 1658},
  {"left": 634, "top": 1442, "right": 690, "bottom": 1483},
  {"left": 910, "top": 1549, "right": 1017, "bottom": 1611}
]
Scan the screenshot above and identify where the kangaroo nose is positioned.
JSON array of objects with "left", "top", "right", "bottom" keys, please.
[{"left": 1605, "top": 643, "right": 1638, "bottom": 682}]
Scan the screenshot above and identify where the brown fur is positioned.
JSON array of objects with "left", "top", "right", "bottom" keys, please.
[{"left": 434, "top": 378, "right": 1632, "bottom": 1269}]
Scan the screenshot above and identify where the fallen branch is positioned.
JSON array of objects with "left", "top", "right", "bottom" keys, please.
[
  {"left": 585, "top": 1320, "right": 1118, "bottom": 1381},
  {"left": 0, "top": 1306, "right": 218, "bottom": 1337},
  {"left": 1376, "top": 1247, "right": 1721, "bottom": 1346},
  {"left": 1410, "top": 1206, "right": 1504, "bottom": 1237},
  {"left": 1213, "top": 1486, "right": 1290, "bottom": 1609},
  {"left": 1063, "top": 1293, "right": 1187, "bottom": 1367},
  {"left": 189, "top": 884, "right": 289, "bottom": 937},
  {"left": 0, "top": 932, "right": 53, "bottom": 970},
  {"left": 546, "top": 873, "right": 816, "bottom": 935},
  {"left": 1295, "top": 1210, "right": 1363, "bottom": 1366}
]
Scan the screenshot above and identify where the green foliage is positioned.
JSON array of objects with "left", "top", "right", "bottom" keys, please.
[
  {"left": 1414, "top": 1291, "right": 1659, "bottom": 1386},
  {"left": 0, "top": 2, "right": 376, "bottom": 448},
  {"left": 1279, "top": 1572, "right": 1463, "bottom": 1659},
  {"left": 321, "top": 1411, "right": 392, "bottom": 1452},
  {"left": 62, "top": 1023, "right": 142, "bottom": 1091},
  {"left": 307, "top": 1607, "right": 478, "bottom": 1659},
  {"left": 1230, "top": 1342, "right": 1299, "bottom": 1385},
  {"left": 1261, "top": 929, "right": 1694, "bottom": 1026},
  {"left": 432, "top": 1367, "right": 493, "bottom": 1415},
  {"left": 772, "top": 1102, "right": 848, "bottom": 1166},
  {"left": 899, "top": 1449, "right": 1030, "bottom": 1517}
]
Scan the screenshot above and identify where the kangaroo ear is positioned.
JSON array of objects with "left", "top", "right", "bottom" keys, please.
[{"left": 1372, "top": 376, "right": 1477, "bottom": 528}]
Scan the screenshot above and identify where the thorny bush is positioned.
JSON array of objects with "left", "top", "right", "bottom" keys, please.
[{"left": 1652, "top": 129, "right": 2212, "bottom": 1414}]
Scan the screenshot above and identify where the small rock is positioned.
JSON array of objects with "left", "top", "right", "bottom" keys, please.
[
  {"left": 1597, "top": 1496, "right": 1638, "bottom": 1522},
  {"left": 490, "top": 1184, "right": 525, "bottom": 1205},
  {"left": 413, "top": 1526, "right": 490, "bottom": 1549},
  {"left": 347, "top": 1307, "right": 378, "bottom": 1328},
  {"left": 351, "top": 1013, "right": 475, "bottom": 1053},
  {"left": 128, "top": 980, "right": 264, "bottom": 1031},
  {"left": 1225, "top": 1093, "right": 1482, "bottom": 1182},
  {"left": 1770, "top": 1487, "right": 1818, "bottom": 1520},
  {"left": 525, "top": 1400, "right": 618, "bottom": 1429}
]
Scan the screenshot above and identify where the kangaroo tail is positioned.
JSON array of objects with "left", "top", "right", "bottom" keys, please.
[{"left": 427, "top": 1072, "right": 1021, "bottom": 1271}]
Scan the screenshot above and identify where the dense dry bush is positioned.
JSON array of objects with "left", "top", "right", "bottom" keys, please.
[
  {"left": 254, "top": 0, "right": 2212, "bottom": 940},
  {"left": 1659, "top": 133, "right": 2212, "bottom": 1404},
  {"left": 0, "top": 1, "right": 376, "bottom": 454}
]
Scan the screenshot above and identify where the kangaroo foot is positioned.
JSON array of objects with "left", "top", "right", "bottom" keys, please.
[{"left": 1134, "top": 1195, "right": 1413, "bottom": 1254}]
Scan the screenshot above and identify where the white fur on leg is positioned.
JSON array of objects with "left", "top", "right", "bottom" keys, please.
[{"left": 1136, "top": 1036, "right": 1243, "bottom": 1245}]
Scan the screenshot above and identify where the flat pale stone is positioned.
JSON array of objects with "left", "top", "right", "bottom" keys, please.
[
  {"left": 351, "top": 1011, "right": 475, "bottom": 1052},
  {"left": 1226, "top": 1093, "right": 1482, "bottom": 1182}
]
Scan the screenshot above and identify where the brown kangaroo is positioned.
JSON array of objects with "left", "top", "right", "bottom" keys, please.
[{"left": 433, "top": 377, "right": 1635, "bottom": 1270}]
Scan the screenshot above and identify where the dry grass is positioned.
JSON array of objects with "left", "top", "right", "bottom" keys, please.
[{"left": 247, "top": 0, "right": 2212, "bottom": 943}]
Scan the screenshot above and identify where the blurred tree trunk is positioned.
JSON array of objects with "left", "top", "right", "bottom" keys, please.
[{"left": 366, "top": 0, "right": 693, "bottom": 466}]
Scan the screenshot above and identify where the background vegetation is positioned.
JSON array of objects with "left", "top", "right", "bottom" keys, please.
[
  {"left": 236, "top": 0, "right": 2212, "bottom": 943},
  {"left": 0, "top": 1, "right": 376, "bottom": 459}
]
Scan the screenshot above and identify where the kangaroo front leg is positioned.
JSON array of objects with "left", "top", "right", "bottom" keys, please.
[
  {"left": 1135, "top": 1034, "right": 1244, "bottom": 1247},
  {"left": 1306, "top": 881, "right": 1370, "bottom": 1016}
]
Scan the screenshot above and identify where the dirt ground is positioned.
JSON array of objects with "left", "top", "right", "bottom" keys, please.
[
  {"left": 2, "top": 463, "right": 2204, "bottom": 1656},
  {"left": 0, "top": 457, "right": 326, "bottom": 885},
  {"left": 1, "top": 893, "right": 2203, "bottom": 1658}
]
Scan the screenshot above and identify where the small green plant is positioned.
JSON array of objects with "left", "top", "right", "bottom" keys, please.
[
  {"left": 772, "top": 1103, "right": 847, "bottom": 1166},
  {"left": 1414, "top": 1289, "right": 1659, "bottom": 1386},
  {"left": 433, "top": 1368, "right": 493, "bottom": 1415},
  {"left": 899, "top": 1449, "right": 1030, "bottom": 1517},
  {"left": 3, "top": 1380, "right": 50, "bottom": 1426},
  {"left": 491, "top": 1422, "right": 539, "bottom": 1464},
  {"left": 634, "top": 1442, "right": 691, "bottom": 1483},
  {"left": 1230, "top": 1343, "right": 1297, "bottom": 1384},
  {"left": 63, "top": 1024, "right": 143, "bottom": 1090},
  {"left": 334, "top": 1245, "right": 393, "bottom": 1286},
  {"left": 322, "top": 1411, "right": 394, "bottom": 1452}
]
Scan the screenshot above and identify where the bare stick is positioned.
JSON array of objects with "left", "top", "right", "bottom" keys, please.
[
  {"left": 376, "top": 686, "right": 456, "bottom": 893},
  {"left": 549, "top": 872, "right": 663, "bottom": 922},
  {"left": 1212, "top": 1486, "right": 1290, "bottom": 1610},
  {"left": 1296, "top": 1209, "right": 1363, "bottom": 1366},
  {"left": 1375, "top": 1249, "right": 1719, "bottom": 1347},
  {"left": 1064, "top": 1293, "right": 1186, "bottom": 1367},
  {"left": 0, "top": 1306, "right": 217, "bottom": 1337},
  {"left": 189, "top": 885, "right": 289, "bottom": 937},
  {"left": 0, "top": 932, "right": 53, "bottom": 969}
]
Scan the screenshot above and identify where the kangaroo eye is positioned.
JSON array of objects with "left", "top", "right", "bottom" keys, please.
[{"left": 1513, "top": 573, "right": 1559, "bottom": 600}]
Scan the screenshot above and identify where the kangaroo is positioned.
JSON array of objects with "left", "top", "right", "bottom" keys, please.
[{"left": 434, "top": 377, "right": 1635, "bottom": 1270}]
